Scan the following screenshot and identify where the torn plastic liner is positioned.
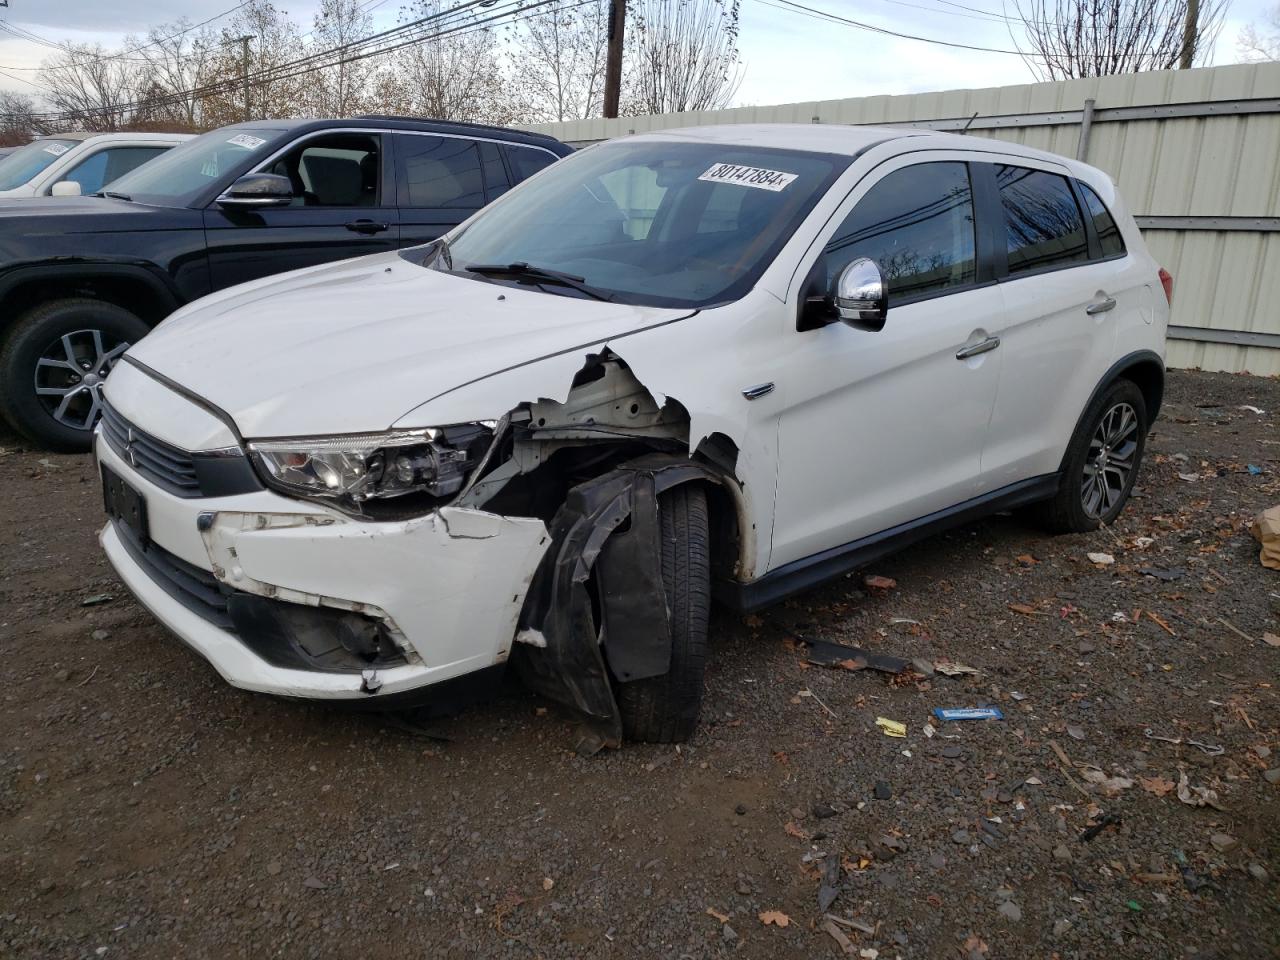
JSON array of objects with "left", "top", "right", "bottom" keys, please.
[{"left": 513, "top": 455, "right": 719, "bottom": 750}]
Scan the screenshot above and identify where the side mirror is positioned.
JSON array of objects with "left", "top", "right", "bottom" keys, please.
[
  {"left": 51, "top": 180, "right": 82, "bottom": 197},
  {"left": 833, "top": 257, "right": 888, "bottom": 331},
  {"left": 216, "top": 172, "right": 294, "bottom": 209}
]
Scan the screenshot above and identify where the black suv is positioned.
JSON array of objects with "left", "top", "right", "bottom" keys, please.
[{"left": 0, "top": 116, "right": 572, "bottom": 450}]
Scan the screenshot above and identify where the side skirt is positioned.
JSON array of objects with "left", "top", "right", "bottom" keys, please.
[{"left": 717, "top": 473, "right": 1060, "bottom": 613}]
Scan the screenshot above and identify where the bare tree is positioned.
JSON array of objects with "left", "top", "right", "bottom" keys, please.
[
  {"left": 131, "top": 19, "right": 227, "bottom": 129},
  {"left": 1239, "top": 3, "right": 1280, "bottom": 60},
  {"left": 307, "top": 0, "right": 376, "bottom": 117},
  {"left": 375, "top": 0, "right": 514, "bottom": 124},
  {"left": 627, "top": 0, "right": 742, "bottom": 115},
  {"left": 39, "top": 43, "right": 151, "bottom": 131},
  {"left": 1008, "top": 0, "right": 1229, "bottom": 79},
  {"left": 0, "top": 91, "right": 50, "bottom": 145},
  {"left": 201, "top": 0, "right": 307, "bottom": 126},
  {"left": 505, "top": 0, "right": 611, "bottom": 122}
]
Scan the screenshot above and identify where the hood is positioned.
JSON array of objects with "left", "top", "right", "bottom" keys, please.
[
  {"left": 0, "top": 196, "right": 200, "bottom": 258},
  {"left": 128, "top": 251, "right": 692, "bottom": 438}
]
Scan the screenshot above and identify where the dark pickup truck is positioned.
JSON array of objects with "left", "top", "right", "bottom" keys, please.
[{"left": 0, "top": 116, "right": 572, "bottom": 450}]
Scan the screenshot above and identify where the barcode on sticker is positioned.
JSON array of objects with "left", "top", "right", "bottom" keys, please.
[
  {"left": 226, "top": 134, "right": 267, "bottom": 150},
  {"left": 698, "top": 162, "right": 797, "bottom": 192},
  {"left": 42, "top": 143, "right": 69, "bottom": 156}
]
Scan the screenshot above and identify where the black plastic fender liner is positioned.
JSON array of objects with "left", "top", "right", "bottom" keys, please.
[{"left": 513, "top": 455, "right": 720, "bottom": 749}]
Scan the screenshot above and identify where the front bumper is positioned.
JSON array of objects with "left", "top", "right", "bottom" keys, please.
[{"left": 96, "top": 431, "right": 551, "bottom": 702}]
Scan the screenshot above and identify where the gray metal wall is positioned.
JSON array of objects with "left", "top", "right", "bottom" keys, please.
[{"left": 522, "top": 62, "right": 1280, "bottom": 376}]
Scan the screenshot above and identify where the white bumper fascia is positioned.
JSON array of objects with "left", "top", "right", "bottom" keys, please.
[{"left": 96, "top": 434, "right": 551, "bottom": 701}]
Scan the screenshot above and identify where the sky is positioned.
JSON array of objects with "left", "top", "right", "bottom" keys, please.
[{"left": 0, "top": 0, "right": 1272, "bottom": 110}]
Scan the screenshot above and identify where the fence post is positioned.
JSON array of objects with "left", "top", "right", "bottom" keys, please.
[{"left": 1076, "top": 98, "right": 1096, "bottom": 161}]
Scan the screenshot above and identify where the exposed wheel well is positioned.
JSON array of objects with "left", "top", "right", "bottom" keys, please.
[{"left": 0, "top": 274, "right": 174, "bottom": 341}]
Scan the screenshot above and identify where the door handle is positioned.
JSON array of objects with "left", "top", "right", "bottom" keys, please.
[
  {"left": 345, "top": 219, "right": 389, "bottom": 235},
  {"left": 955, "top": 336, "right": 1001, "bottom": 360},
  {"left": 1086, "top": 296, "right": 1117, "bottom": 315}
]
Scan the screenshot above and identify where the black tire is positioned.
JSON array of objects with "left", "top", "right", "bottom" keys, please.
[
  {"left": 617, "top": 484, "right": 711, "bottom": 743},
  {"left": 1033, "top": 378, "right": 1148, "bottom": 534},
  {"left": 0, "top": 298, "right": 149, "bottom": 452}
]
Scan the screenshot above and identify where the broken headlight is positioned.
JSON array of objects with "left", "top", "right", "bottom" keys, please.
[{"left": 248, "top": 424, "right": 493, "bottom": 506}]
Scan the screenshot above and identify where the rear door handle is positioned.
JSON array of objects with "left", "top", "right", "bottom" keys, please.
[
  {"left": 345, "top": 219, "right": 389, "bottom": 235},
  {"left": 956, "top": 336, "right": 1000, "bottom": 360},
  {"left": 1086, "top": 296, "right": 1117, "bottom": 315}
]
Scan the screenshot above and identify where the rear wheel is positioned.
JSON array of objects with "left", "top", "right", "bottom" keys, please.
[
  {"left": 617, "top": 484, "right": 711, "bottom": 743},
  {"left": 1034, "top": 379, "right": 1147, "bottom": 534},
  {"left": 0, "top": 299, "right": 148, "bottom": 451}
]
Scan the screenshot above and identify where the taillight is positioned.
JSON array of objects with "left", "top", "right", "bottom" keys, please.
[{"left": 1158, "top": 267, "right": 1173, "bottom": 305}]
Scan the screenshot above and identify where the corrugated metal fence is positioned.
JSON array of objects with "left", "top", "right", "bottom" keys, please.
[{"left": 522, "top": 62, "right": 1280, "bottom": 376}]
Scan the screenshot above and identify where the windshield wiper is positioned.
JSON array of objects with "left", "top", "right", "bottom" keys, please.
[
  {"left": 464, "top": 262, "right": 615, "bottom": 302},
  {"left": 94, "top": 190, "right": 132, "bottom": 201}
]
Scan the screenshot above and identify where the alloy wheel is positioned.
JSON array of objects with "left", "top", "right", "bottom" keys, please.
[
  {"left": 1081, "top": 401, "right": 1138, "bottom": 519},
  {"left": 33, "top": 328, "right": 130, "bottom": 431}
]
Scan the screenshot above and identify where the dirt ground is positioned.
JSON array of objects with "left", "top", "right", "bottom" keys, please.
[{"left": 1, "top": 368, "right": 1277, "bottom": 960}]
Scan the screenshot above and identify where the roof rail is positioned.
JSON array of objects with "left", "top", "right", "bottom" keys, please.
[{"left": 353, "top": 114, "right": 560, "bottom": 142}]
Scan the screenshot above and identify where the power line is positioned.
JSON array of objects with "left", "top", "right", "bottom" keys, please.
[{"left": 752, "top": 0, "right": 1027, "bottom": 54}]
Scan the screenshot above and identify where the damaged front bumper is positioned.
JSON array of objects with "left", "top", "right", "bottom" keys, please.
[{"left": 97, "top": 434, "right": 550, "bottom": 703}]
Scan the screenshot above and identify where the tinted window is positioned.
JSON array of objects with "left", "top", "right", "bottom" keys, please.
[
  {"left": 64, "top": 146, "right": 169, "bottom": 195},
  {"left": 398, "top": 135, "right": 483, "bottom": 208},
  {"left": 0, "top": 139, "right": 77, "bottom": 191},
  {"left": 479, "top": 142, "right": 510, "bottom": 202},
  {"left": 997, "top": 166, "right": 1088, "bottom": 274},
  {"left": 823, "top": 162, "right": 976, "bottom": 301},
  {"left": 506, "top": 145, "right": 556, "bottom": 183},
  {"left": 1078, "top": 182, "right": 1125, "bottom": 258}
]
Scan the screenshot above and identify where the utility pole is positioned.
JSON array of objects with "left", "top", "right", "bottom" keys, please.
[
  {"left": 602, "top": 0, "right": 625, "bottom": 119},
  {"left": 225, "top": 34, "right": 254, "bottom": 121},
  {"left": 1179, "top": 0, "right": 1199, "bottom": 68}
]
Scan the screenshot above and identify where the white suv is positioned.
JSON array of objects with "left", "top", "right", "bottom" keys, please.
[
  {"left": 0, "top": 131, "right": 190, "bottom": 198},
  {"left": 96, "top": 124, "right": 1169, "bottom": 745}
]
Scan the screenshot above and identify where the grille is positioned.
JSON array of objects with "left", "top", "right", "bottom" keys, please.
[
  {"left": 101, "top": 402, "right": 201, "bottom": 497},
  {"left": 113, "top": 520, "right": 235, "bottom": 632}
]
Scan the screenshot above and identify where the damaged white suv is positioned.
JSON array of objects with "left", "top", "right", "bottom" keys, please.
[{"left": 97, "top": 124, "right": 1170, "bottom": 745}]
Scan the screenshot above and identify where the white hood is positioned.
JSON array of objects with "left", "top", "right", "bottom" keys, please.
[{"left": 128, "top": 251, "right": 692, "bottom": 438}]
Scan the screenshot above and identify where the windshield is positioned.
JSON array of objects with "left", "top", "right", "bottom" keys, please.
[
  {"left": 0, "top": 139, "right": 77, "bottom": 191},
  {"left": 104, "top": 127, "right": 285, "bottom": 206},
  {"left": 434, "top": 141, "right": 847, "bottom": 308}
]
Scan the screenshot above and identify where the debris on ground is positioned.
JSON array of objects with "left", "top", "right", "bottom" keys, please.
[
  {"left": 80, "top": 594, "right": 114, "bottom": 607},
  {"left": 758, "top": 909, "right": 791, "bottom": 928},
  {"left": 1249, "top": 506, "right": 1280, "bottom": 569},
  {"left": 932, "top": 660, "right": 979, "bottom": 677},
  {"left": 1086, "top": 552, "right": 1115, "bottom": 565},
  {"left": 933, "top": 707, "right": 1004, "bottom": 721},
  {"left": 1176, "top": 771, "right": 1224, "bottom": 809},
  {"left": 803, "top": 638, "right": 909, "bottom": 674},
  {"left": 863, "top": 575, "right": 897, "bottom": 592},
  {"left": 875, "top": 717, "right": 907, "bottom": 738}
]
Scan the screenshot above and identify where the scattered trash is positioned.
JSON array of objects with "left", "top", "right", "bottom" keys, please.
[
  {"left": 1249, "top": 506, "right": 1280, "bottom": 570},
  {"left": 1177, "top": 472, "right": 1200, "bottom": 482},
  {"left": 1133, "top": 536, "right": 1156, "bottom": 548},
  {"left": 817, "top": 853, "right": 840, "bottom": 912},
  {"left": 1238, "top": 405, "right": 1265, "bottom": 414},
  {"left": 1125, "top": 899, "right": 1143, "bottom": 912},
  {"left": 803, "top": 638, "right": 909, "bottom": 674},
  {"left": 1078, "top": 813, "right": 1121, "bottom": 842},
  {"left": 1066, "top": 724, "right": 1086, "bottom": 741},
  {"left": 933, "top": 707, "right": 1004, "bottom": 722},
  {"left": 1248, "top": 464, "right": 1264, "bottom": 476},
  {"left": 1144, "top": 728, "right": 1224, "bottom": 756},
  {"left": 1086, "top": 552, "right": 1114, "bottom": 565},
  {"left": 1176, "top": 770, "right": 1223, "bottom": 809},
  {"left": 932, "top": 660, "right": 979, "bottom": 677},
  {"left": 542, "top": 877, "right": 554, "bottom": 891},
  {"left": 1080, "top": 768, "right": 1134, "bottom": 795},
  {"left": 922, "top": 722, "right": 936, "bottom": 738},
  {"left": 758, "top": 909, "right": 790, "bottom": 928},
  {"left": 875, "top": 717, "right": 907, "bottom": 738},
  {"left": 911, "top": 657, "right": 935, "bottom": 677},
  {"left": 80, "top": 594, "right": 114, "bottom": 607},
  {"left": 863, "top": 574, "right": 897, "bottom": 591}
]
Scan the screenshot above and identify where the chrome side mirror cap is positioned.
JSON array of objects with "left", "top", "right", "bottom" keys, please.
[
  {"left": 216, "top": 172, "right": 295, "bottom": 209},
  {"left": 833, "top": 257, "right": 888, "bottom": 331}
]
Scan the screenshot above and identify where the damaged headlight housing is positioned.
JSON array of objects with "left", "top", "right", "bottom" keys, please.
[{"left": 248, "top": 423, "right": 493, "bottom": 508}]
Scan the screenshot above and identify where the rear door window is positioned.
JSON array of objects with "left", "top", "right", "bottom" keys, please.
[
  {"left": 996, "top": 166, "right": 1089, "bottom": 274},
  {"left": 479, "top": 142, "right": 511, "bottom": 202},
  {"left": 505, "top": 145, "right": 557, "bottom": 184},
  {"left": 396, "top": 134, "right": 484, "bottom": 209},
  {"left": 1077, "top": 182, "right": 1126, "bottom": 259}
]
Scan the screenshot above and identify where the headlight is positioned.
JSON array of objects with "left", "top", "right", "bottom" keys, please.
[{"left": 248, "top": 423, "right": 493, "bottom": 506}]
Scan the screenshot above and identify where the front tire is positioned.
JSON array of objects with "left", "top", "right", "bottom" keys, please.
[
  {"left": 617, "top": 484, "right": 711, "bottom": 743},
  {"left": 1035, "top": 379, "right": 1148, "bottom": 534},
  {"left": 0, "top": 299, "right": 148, "bottom": 452}
]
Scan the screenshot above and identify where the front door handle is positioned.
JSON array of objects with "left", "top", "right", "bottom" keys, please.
[
  {"left": 1086, "top": 296, "right": 1117, "bottom": 315},
  {"left": 956, "top": 335, "right": 1001, "bottom": 360},
  {"left": 346, "top": 219, "right": 389, "bottom": 235}
]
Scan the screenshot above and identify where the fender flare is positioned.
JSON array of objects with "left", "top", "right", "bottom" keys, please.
[
  {"left": 0, "top": 263, "right": 183, "bottom": 327},
  {"left": 1057, "top": 349, "right": 1165, "bottom": 475}
]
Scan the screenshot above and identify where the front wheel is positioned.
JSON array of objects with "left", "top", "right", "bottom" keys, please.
[
  {"left": 616, "top": 484, "right": 711, "bottom": 743},
  {"left": 0, "top": 299, "right": 148, "bottom": 452},
  {"left": 1034, "top": 379, "right": 1148, "bottom": 534}
]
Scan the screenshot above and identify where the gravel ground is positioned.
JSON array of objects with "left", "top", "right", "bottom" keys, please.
[{"left": 1, "top": 368, "right": 1277, "bottom": 960}]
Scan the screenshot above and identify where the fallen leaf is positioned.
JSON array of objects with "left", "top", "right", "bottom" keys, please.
[
  {"left": 744, "top": 614, "right": 764, "bottom": 629},
  {"left": 1007, "top": 602, "right": 1041, "bottom": 616},
  {"left": 706, "top": 906, "right": 729, "bottom": 924},
  {"left": 758, "top": 909, "right": 791, "bottom": 928},
  {"left": 1139, "top": 775, "right": 1176, "bottom": 797},
  {"left": 962, "top": 934, "right": 990, "bottom": 956},
  {"left": 1263, "top": 633, "right": 1280, "bottom": 648},
  {"left": 784, "top": 821, "right": 809, "bottom": 840},
  {"left": 1015, "top": 554, "right": 1039, "bottom": 565}
]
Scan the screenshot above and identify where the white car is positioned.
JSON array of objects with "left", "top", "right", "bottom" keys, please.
[
  {"left": 0, "top": 131, "right": 190, "bottom": 198},
  {"left": 96, "top": 124, "right": 1170, "bottom": 745}
]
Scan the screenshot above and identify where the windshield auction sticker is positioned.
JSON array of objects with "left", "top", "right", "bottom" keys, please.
[
  {"left": 698, "top": 162, "right": 798, "bottom": 192},
  {"left": 226, "top": 134, "right": 267, "bottom": 150},
  {"left": 42, "top": 143, "right": 70, "bottom": 156}
]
